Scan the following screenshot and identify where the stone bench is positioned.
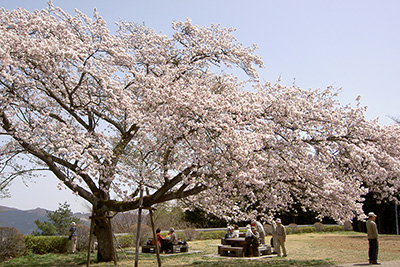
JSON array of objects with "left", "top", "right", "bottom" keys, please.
[
  {"left": 258, "top": 245, "right": 272, "bottom": 255},
  {"left": 218, "top": 245, "right": 272, "bottom": 257},
  {"left": 142, "top": 244, "right": 156, "bottom": 253},
  {"left": 171, "top": 243, "right": 189, "bottom": 253},
  {"left": 141, "top": 243, "right": 188, "bottom": 253},
  {"left": 218, "top": 245, "right": 244, "bottom": 257}
]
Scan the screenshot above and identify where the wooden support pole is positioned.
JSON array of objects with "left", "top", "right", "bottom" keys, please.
[
  {"left": 134, "top": 186, "right": 144, "bottom": 267},
  {"left": 86, "top": 208, "right": 95, "bottom": 267},
  {"left": 396, "top": 203, "right": 399, "bottom": 235},
  {"left": 149, "top": 208, "right": 162, "bottom": 267}
]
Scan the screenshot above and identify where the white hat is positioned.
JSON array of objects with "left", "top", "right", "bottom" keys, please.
[
  {"left": 169, "top": 227, "right": 175, "bottom": 232},
  {"left": 276, "top": 218, "right": 282, "bottom": 223},
  {"left": 368, "top": 212, "right": 377, "bottom": 217}
]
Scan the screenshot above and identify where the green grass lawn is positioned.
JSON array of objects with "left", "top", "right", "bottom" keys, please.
[
  {"left": 0, "top": 252, "right": 333, "bottom": 267},
  {"left": 2, "top": 231, "right": 400, "bottom": 267}
]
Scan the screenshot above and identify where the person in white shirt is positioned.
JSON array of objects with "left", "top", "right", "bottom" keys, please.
[{"left": 232, "top": 225, "right": 240, "bottom": 238}]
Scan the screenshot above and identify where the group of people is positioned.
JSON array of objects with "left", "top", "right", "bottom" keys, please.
[
  {"left": 151, "top": 227, "right": 184, "bottom": 253},
  {"left": 224, "top": 218, "right": 287, "bottom": 257},
  {"left": 224, "top": 224, "right": 240, "bottom": 238},
  {"left": 68, "top": 212, "right": 380, "bottom": 264}
]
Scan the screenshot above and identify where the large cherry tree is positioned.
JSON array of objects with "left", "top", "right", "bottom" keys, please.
[{"left": 1, "top": 4, "right": 400, "bottom": 262}]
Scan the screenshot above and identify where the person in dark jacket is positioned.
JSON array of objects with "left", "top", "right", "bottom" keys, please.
[{"left": 69, "top": 222, "right": 77, "bottom": 253}]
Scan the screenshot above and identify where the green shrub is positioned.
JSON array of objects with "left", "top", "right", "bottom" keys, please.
[
  {"left": 198, "top": 230, "right": 226, "bottom": 240},
  {"left": 297, "top": 227, "right": 315, "bottom": 234},
  {"left": 24, "top": 235, "right": 69, "bottom": 254},
  {"left": 314, "top": 222, "right": 325, "bottom": 232},
  {"left": 344, "top": 221, "right": 353, "bottom": 231},
  {"left": 128, "top": 224, "right": 152, "bottom": 245},
  {"left": 76, "top": 224, "right": 90, "bottom": 251},
  {"left": 0, "top": 227, "right": 25, "bottom": 261},
  {"left": 117, "top": 234, "right": 134, "bottom": 248},
  {"left": 184, "top": 228, "right": 199, "bottom": 241},
  {"left": 287, "top": 223, "right": 298, "bottom": 234},
  {"left": 285, "top": 227, "right": 292, "bottom": 235},
  {"left": 324, "top": 225, "right": 344, "bottom": 232}
]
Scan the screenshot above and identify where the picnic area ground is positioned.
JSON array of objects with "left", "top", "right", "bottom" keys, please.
[{"left": 2, "top": 231, "right": 400, "bottom": 266}]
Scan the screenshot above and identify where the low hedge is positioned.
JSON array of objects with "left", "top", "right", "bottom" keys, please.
[
  {"left": 198, "top": 230, "right": 226, "bottom": 240},
  {"left": 195, "top": 225, "right": 344, "bottom": 240},
  {"left": 324, "top": 225, "right": 345, "bottom": 232},
  {"left": 24, "top": 235, "right": 69, "bottom": 254}
]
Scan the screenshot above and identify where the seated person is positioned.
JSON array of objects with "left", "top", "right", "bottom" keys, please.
[
  {"left": 224, "top": 226, "right": 234, "bottom": 239},
  {"left": 232, "top": 225, "right": 240, "bottom": 238},
  {"left": 166, "top": 227, "right": 179, "bottom": 253},
  {"left": 151, "top": 228, "right": 165, "bottom": 252},
  {"left": 245, "top": 224, "right": 253, "bottom": 237},
  {"left": 244, "top": 226, "right": 260, "bottom": 257}
]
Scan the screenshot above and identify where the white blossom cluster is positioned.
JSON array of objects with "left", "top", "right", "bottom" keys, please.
[{"left": 1, "top": 4, "right": 399, "bottom": 223}]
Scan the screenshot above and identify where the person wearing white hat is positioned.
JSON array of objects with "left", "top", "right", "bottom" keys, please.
[
  {"left": 366, "top": 212, "right": 379, "bottom": 265},
  {"left": 166, "top": 227, "right": 179, "bottom": 253},
  {"left": 275, "top": 218, "right": 287, "bottom": 257}
]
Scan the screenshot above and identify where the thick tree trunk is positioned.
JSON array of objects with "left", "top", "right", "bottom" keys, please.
[{"left": 93, "top": 210, "right": 115, "bottom": 262}]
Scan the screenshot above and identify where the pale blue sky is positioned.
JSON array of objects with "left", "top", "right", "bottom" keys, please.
[{"left": 0, "top": 0, "right": 399, "bottom": 212}]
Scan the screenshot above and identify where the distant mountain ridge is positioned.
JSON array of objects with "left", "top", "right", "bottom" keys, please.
[{"left": 0, "top": 205, "right": 90, "bottom": 235}]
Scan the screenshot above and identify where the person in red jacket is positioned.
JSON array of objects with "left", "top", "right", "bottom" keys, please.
[{"left": 152, "top": 228, "right": 165, "bottom": 252}]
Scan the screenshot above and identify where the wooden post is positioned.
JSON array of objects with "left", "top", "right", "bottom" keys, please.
[
  {"left": 134, "top": 186, "right": 143, "bottom": 267},
  {"left": 396, "top": 203, "right": 399, "bottom": 235},
  {"left": 86, "top": 208, "right": 95, "bottom": 267},
  {"left": 149, "top": 208, "right": 162, "bottom": 267}
]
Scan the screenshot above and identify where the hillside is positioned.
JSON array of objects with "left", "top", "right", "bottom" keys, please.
[{"left": 0, "top": 205, "right": 90, "bottom": 235}]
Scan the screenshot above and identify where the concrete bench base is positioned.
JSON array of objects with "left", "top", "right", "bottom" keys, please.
[
  {"left": 218, "top": 245, "right": 244, "bottom": 257},
  {"left": 218, "top": 245, "right": 272, "bottom": 257},
  {"left": 141, "top": 244, "right": 188, "bottom": 253}
]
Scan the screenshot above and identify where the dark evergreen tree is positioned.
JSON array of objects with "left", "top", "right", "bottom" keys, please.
[{"left": 33, "top": 202, "right": 81, "bottom": 236}]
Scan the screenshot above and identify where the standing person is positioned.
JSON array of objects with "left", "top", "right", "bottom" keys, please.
[
  {"left": 69, "top": 222, "right": 77, "bottom": 254},
  {"left": 271, "top": 220, "right": 278, "bottom": 254},
  {"left": 275, "top": 219, "right": 287, "bottom": 257},
  {"left": 166, "top": 227, "right": 179, "bottom": 253},
  {"left": 366, "top": 212, "right": 380, "bottom": 265},
  {"left": 252, "top": 220, "right": 266, "bottom": 245}
]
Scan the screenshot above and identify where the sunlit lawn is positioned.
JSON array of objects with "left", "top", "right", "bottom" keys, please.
[{"left": 2, "top": 232, "right": 400, "bottom": 267}]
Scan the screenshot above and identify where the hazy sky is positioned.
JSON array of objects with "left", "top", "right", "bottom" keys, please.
[{"left": 0, "top": 0, "right": 399, "bottom": 212}]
